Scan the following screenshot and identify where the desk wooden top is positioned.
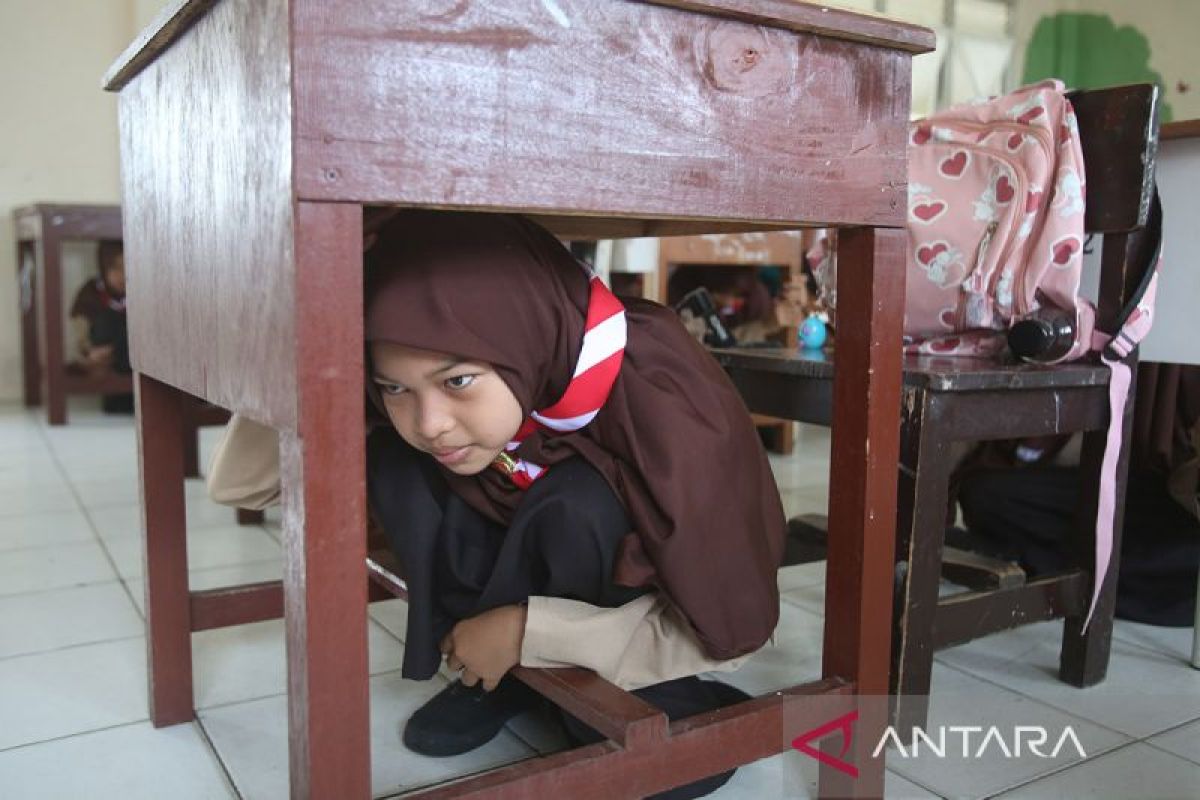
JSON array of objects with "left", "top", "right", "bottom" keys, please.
[
  {"left": 105, "top": 0, "right": 933, "bottom": 91},
  {"left": 12, "top": 204, "right": 122, "bottom": 242},
  {"left": 1161, "top": 119, "right": 1200, "bottom": 141},
  {"left": 103, "top": 0, "right": 930, "bottom": 427}
]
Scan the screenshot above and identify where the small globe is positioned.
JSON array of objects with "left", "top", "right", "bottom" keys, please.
[{"left": 799, "top": 316, "right": 827, "bottom": 350}]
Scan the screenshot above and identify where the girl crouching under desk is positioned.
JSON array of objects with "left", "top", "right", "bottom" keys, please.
[{"left": 208, "top": 211, "right": 786, "bottom": 798}]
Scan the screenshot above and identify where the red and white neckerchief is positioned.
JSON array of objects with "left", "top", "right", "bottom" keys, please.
[
  {"left": 490, "top": 273, "right": 626, "bottom": 489},
  {"left": 95, "top": 278, "right": 126, "bottom": 312}
]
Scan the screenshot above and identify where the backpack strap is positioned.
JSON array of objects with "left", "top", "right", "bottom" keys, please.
[{"left": 1084, "top": 186, "right": 1163, "bottom": 630}]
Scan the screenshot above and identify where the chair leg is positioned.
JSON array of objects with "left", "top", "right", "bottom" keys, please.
[
  {"left": 1060, "top": 423, "right": 1129, "bottom": 686},
  {"left": 135, "top": 373, "right": 194, "bottom": 725},
  {"left": 890, "top": 390, "right": 953, "bottom": 732}
]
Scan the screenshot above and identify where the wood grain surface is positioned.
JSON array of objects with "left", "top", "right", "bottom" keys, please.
[
  {"left": 643, "top": 0, "right": 935, "bottom": 51},
  {"left": 105, "top": 0, "right": 932, "bottom": 90},
  {"left": 116, "top": 0, "right": 296, "bottom": 427},
  {"left": 293, "top": 0, "right": 913, "bottom": 228}
]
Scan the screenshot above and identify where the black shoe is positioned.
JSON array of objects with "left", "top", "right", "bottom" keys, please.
[
  {"left": 101, "top": 393, "right": 135, "bottom": 415},
  {"left": 781, "top": 515, "right": 828, "bottom": 566},
  {"left": 402, "top": 676, "right": 541, "bottom": 757}
]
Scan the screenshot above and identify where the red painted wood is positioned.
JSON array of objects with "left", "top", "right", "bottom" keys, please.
[
  {"left": 279, "top": 201, "right": 369, "bottom": 800},
  {"left": 511, "top": 667, "right": 667, "bottom": 749},
  {"left": 643, "top": 0, "right": 935, "bottom": 52},
  {"left": 115, "top": 0, "right": 296, "bottom": 427},
  {"left": 39, "top": 226, "right": 66, "bottom": 425},
  {"left": 292, "top": 1, "right": 913, "bottom": 229},
  {"left": 409, "top": 681, "right": 853, "bottom": 799},
  {"left": 106, "top": 0, "right": 933, "bottom": 87},
  {"left": 822, "top": 227, "right": 906, "bottom": 798},
  {"left": 107, "top": 2, "right": 923, "bottom": 796},
  {"left": 190, "top": 582, "right": 284, "bottom": 632},
  {"left": 189, "top": 577, "right": 413, "bottom": 633},
  {"left": 135, "top": 373, "right": 194, "bottom": 725}
]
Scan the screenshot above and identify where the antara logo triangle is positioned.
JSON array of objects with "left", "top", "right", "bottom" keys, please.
[{"left": 790, "top": 709, "right": 859, "bottom": 778}]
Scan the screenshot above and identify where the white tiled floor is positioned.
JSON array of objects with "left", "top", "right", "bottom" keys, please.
[{"left": 1, "top": 401, "right": 1198, "bottom": 798}]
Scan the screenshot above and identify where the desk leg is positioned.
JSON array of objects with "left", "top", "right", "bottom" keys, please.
[
  {"left": 821, "top": 227, "right": 905, "bottom": 798},
  {"left": 280, "top": 202, "right": 369, "bottom": 800},
  {"left": 135, "top": 373, "right": 194, "bottom": 724},
  {"left": 40, "top": 231, "right": 68, "bottom": 425},
  {"left": 17, "top": 241, "right": 41, "bottom": 408}
]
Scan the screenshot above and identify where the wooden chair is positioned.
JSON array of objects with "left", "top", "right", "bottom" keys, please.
[{"left": 718, "top": 83, "right": 1162, "bottom": 731}]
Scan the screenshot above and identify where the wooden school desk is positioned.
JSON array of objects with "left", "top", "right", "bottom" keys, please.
[
  {"left": 12, "top": 203, "right": 256, "bottom": 484},
  {"left": 14, "top": 203, "right": 127, "bottom": 425},
  {"left": 104, "top": 2, "right": 933, "bottom": 797}
]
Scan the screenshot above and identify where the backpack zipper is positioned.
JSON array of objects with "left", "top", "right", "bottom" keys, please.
[
  {"left": 921, "top": 119, "right": 1055, "bottom": 318},
  {"left": 921, "top": 138, "right": 1028, "bottom": 329}
]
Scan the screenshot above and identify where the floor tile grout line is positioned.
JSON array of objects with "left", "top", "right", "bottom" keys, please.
[
  {"left": 1106, "top": 630, "right": 1195, "bottom": 663},
  {"left": 1133, "top": 711, "right": 1200, "bottom": 768},
  {"left": 979, "top": 738, "right": 1148, "bottom": 798},
  {"left": 0, "top": 715, "right": 153, "bottom": 754},
  {"left": 191, "top": 665, "right": 412, "bottom": 717},
  {"left": 0, "top": 632, "right": 145, "bottom": 664},
  {"left": 376, "top": 749, "right": 547, "bottom": 800},
  {"left": 934, "top": 658, "right": 1160, "bottom": 741},
  {"left": 0, "top": 536, "right": 110, "bottom": 556},
  {"left": 30, "top": 417, "right": 143, "bottom": 616},
  {"left": 0, "top": 574, "right": 134, "bottom": 601},
  {"left": 193, "top": 715, "right": 247, "bottom": 800},
  {"left": 114, "top": 551, "right": 287, "bottom": 585},
  {"left": 1139, "top": 736, "right": 1200, "bottom": 769},
  {"left": 881, "top": 763, "right": 951, "bottom": 799}
]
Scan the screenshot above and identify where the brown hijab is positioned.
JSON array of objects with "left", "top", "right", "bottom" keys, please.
[{"left": 365, "top": 210, "right": 785, "bottom": 660}]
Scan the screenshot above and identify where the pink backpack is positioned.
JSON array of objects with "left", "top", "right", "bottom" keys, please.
[
  {"left": 904, "top": 79, "right": 1094, "bottom": 359},
  {"left": 902, "top": 80, "right": 1164, "bottom": 627}
]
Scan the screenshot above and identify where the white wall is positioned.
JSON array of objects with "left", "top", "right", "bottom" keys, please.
[{"left": 0, "top": 1, "right": 149, "bottom": 401}]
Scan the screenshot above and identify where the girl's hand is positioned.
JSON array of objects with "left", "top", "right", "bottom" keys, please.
[{"left": 440, "top": 604, "right": 527, "bottom": 691}]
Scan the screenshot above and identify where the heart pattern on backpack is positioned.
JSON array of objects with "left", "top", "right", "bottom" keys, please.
[
  {"left": 940, "top": 151, "right": 969, "bottom": 178},
  {"left": 1050, "top": 235, "right": 1081, "bottom": 268},
  {"left": 911, "top": 200, "right": 947, "bottom": 223},
  {"left": 995, "top": 176, "right": 1015, "bottom": 204}
]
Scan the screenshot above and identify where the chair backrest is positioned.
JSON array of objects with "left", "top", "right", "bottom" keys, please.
[{"left": 1068, "top": 85, "right": 1160, "bottom": 331}]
